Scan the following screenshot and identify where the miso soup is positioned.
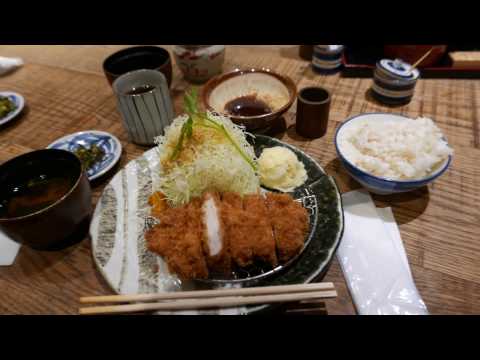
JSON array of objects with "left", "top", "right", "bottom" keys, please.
[{"left": 0, "top": 174, "right": 75, "bottom": 218}]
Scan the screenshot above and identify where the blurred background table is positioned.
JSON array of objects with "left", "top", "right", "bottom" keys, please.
[{"left": 0, "top": 45, "right": 478, "bottom": 314}]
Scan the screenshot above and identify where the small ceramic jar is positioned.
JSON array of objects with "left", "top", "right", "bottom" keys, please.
[
  {"left": 371, "top": 58, "right": 420, "bottom": 105},
  {"left": 312, "top": 45, "right": 345, "bottom": 74},
  {"left": 173, "top": 45, "right": 225, "bottom": 83}
]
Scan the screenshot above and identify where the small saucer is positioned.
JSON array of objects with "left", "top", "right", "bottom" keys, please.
[
  {"left": 47, "top": 130, "right": 122, "bottom": 181},
  {"left": 0, "top": 92, "right": 25, "bottom": 126}
]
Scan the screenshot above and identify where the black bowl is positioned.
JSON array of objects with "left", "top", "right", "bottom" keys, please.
[
  {"left": 0, "top": 149, "right": 92, "bottom": 250},
  {"left": 103, "top": 46, "right": 172, "bottom": 87}
]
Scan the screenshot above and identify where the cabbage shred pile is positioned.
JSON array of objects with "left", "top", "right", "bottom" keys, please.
[{"left": 154, "top": 90, "right": 260, "bottom": 206}]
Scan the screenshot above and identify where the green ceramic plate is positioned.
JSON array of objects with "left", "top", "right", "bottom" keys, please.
[
  {"left": 244, "top": 135, "right": 345, "bottom": 313},
  {"left": 90, "top": 135, "right": 344, "bottom": 315}
]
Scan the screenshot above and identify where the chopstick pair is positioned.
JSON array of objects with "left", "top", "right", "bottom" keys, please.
[{"left": 79, "top": 282, "right": 337, "bottom": 315}]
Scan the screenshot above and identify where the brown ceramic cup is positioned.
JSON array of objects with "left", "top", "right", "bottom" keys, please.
[
  {"left": 0, "top": 149, "right": 92, "bottom": 250},
  {"left": 103, "top": 46, "right": 173, "bottom": 87},
  {"left": 295, "top": 87, "right": 331, "bottom": 139},
  {"left": 299, "top": 45, "right": 314, "bottom": 61}
]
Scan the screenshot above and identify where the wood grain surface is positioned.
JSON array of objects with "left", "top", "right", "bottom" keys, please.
[{"left": 0, "top": 45, "right": 478, "bottom": 315}]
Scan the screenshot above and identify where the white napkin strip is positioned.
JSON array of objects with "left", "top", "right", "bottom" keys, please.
[
  {"left": 0, "top": 230, "right": 20, "bottom": 266},
  {"left": 376, "top": 207, "right": 413, "bottom": 278},
  {"left": 337, "top": 190, "right": 428, "bottom": 315},
  {"left": 0, "top": 56, "right": 24, "bottom": 75}
]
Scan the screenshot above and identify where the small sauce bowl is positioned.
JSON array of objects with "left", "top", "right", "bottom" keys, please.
[
  {"left": 202, "top": 68, "right": 297, "bottom": 132},
  {"left": 0, "top": 149, "right": 92, "bottom": 250}
]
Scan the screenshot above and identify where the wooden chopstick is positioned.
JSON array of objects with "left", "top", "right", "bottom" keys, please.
[
  {"left": 80, "top": 282, "right": 335, "bottom": 304},
  {"left": 409, "top": 47, "right": 434, "bottom": 73},
  {"left": 280, "top": 299, "right": 328, "bottom": 315},
  {"left": 79, "top": 289, "right": 337, "bottom": 315}
]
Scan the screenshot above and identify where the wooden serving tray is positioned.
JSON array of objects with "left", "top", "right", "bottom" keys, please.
[{"left": 341, "top": 45, "right": 480, "bottom": 79}]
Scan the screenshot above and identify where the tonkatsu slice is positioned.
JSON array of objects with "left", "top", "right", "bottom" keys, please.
[
  {"left": 220, "top": 192, "right": 254, "bottom": 268},
  {"left": 221, "top": 192, "right": 243, "bottom": 208},
  {"left": 201, "top": 192, "right": 231, "bottom": 275},
  {"left": 243, "top": 194, "right": 278, "bottom": 267},
  {"left": 265, "top": 193, "right": 309, "bottom": 263},
  {"left": 145, "top": 197, "right": 209, "bottom": 280}
]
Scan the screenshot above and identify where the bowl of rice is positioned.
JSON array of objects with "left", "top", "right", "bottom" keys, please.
[{"left": 334, "top": 113, "right": 453, "bottom": 194}]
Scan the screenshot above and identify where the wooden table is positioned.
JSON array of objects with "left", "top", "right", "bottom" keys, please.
[{"left": 0, "top": 45, "right": 478, "bottom": 315}]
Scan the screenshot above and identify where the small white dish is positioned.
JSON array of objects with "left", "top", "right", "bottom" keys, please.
[
  {"left": 0, "top": 91, "right": 25, "bottom": 126},
  {"left": 47, "top": 130, "right": 122, "bottom": 181},
  {"left": 0, "top": 230, "right": 21, "bottom": 266}
]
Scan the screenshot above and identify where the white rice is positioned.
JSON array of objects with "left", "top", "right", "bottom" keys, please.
[{"left": 337, "top": 116, "right": 453, "bottom": 180}]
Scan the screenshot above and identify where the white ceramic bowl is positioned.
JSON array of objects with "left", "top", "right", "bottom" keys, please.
[{"left": 335, "top": 113, "right": 452, "bottom": 195}]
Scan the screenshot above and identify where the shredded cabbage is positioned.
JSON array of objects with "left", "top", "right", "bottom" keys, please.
[{"left": 154, "top": 112, "right": 260, "bottom": 206}]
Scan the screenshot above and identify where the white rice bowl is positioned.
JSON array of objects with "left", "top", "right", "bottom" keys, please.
[{"left": 336, "top": 114, "right": 453, "bottom": 181}]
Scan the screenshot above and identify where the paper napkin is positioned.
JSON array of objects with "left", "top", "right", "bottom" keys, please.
[
  {"left": 0, "top": 56, "right": 24, "bottom": 76},
  {"left": 337, "top": 190, "right": 428, "bottom": 315},
  {"left": 0, "top": 230, "right": 20, "bottom": 266}
]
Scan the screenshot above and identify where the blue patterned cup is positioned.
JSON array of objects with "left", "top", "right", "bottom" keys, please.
[
  {"left": 312, "top": 45, "right": 345, "bottom": 74},
  {"left": 113, "top": 69, "right": 175, "bottom": 146},
  {"left": 371, "top": 58, "right": 419, "bottom": 105}
]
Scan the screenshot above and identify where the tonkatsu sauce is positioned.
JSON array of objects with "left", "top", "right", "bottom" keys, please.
[{"left": 225, "top": 95, "right": 271, "bottom": 117}]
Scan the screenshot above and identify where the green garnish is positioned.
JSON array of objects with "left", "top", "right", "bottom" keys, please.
[
  {"left": 170, "top": 116, "right": 192, "bottom": 160},
  {"left": 0, "top": 96, "right": 16, "bottom": 118},
  {"left": 169, "top": 88, "right": 257, "bottom": 171},
  {"left": 74, "top": 144, "right": 105, "bottom": 170}
]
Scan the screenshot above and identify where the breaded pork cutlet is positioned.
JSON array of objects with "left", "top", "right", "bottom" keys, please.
[
  {"left": 220, "top": 192, "right": 254, "bottom": 268},
  {"left": 146, "top": 191, "right": 310, "bottom": 280},
  {"left": 221, "top": 192, "right": 243, "bottom": 207},
  {"left": 201, "top": 192, "right": 231, "bottom": 275},
  {"left": 265, "top": 193, "right": 309, "bottom": 263},
  {"left": 145, "top": 197, "right": 209, "bottom": 280},
  {"left": 243, "top": 194, "right": 278, "bottom": 268}
]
